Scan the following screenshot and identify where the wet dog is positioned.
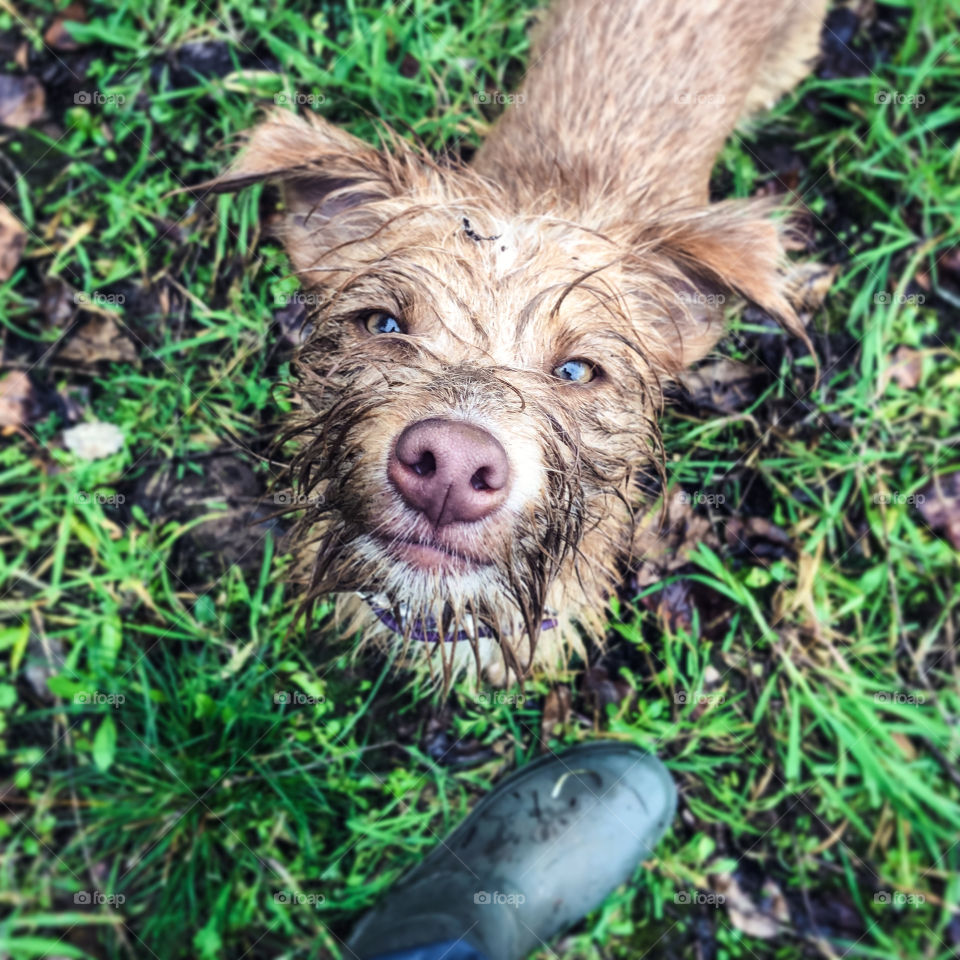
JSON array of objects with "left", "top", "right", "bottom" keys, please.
[{"left": 204, "top": 0, "right": 826, "bottom": 686}]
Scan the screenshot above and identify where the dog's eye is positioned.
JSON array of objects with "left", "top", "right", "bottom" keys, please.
[
  {"left": 363, "top": 311, "right": 405, "bottom": 335},
  {"left": 553, "top": 358, "right": 597, "bottom": 383}
]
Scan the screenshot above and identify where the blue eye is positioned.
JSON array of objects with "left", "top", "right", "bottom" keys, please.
[
  {"left": 553, "top": 358, "right": 597, "bottom": 383},
  {"left": 364, "top": 311, "right": 404, "bottom": 335}
]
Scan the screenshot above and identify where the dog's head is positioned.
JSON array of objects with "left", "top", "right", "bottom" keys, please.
[{"left": 205, "top": 111, "right": 804, "bottom": 684}]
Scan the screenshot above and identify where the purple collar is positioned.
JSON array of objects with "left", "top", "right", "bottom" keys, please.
[{"left": 362, "top": 595, "right": 557, "bottom": 643}]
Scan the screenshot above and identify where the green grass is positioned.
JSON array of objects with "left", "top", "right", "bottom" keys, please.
[{"left": 1, "top": 0, "right": 959, "bottom": 957}]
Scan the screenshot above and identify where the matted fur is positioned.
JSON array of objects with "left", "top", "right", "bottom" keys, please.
[{"left": 200, "top": 0, "right": 827, "bottom": 687}]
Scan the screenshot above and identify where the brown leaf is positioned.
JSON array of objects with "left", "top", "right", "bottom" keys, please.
[
  {"left": 40, "top": 278, "right": 76, "bottom": 326},
  {"left": 785, "top": 262, "right": 838, "bottom": 312},
  {"left": 580, "top": 664, "right": 631, "bottom": 711},
  {"left": 132, "top": 454, "right": 272, "bottom": 579},
  {"left": 399, "top": 53, "right": 421, "bottom": 78},
  {"left": 891, "top": 733, "right": 916, "bottom": 760},
  {"left": 645, "top": 578, "right": 697, "bottom": 632},
  {"left": 56, "top": 383, "right": 90, "bottom": 423},
  {"left": 0, "top": 371, "right": 39, "bottom": 429},
  {"left": 57, "top": 314, "right": 138, "bottom": 366},
  {"left": 714, "top": 875, "right": 789, "bottom": 940},
  {"left": 44, "top": 2, "right": 88, "bottom": 51},
  {"left": 540, "top": 686, "right": 571, "bottom": 740},
  {"left": 917, "top": 473, "right": 960, "bottom": 549},
  {"left": 0, "top": 74, "right": 46, "bottom": 128},
  {"left": 633, "top": 491, "right": 732, "bottom": 635},
  {"left": 724, "top": 516, "right": 793, "bottom": 560},
  {"left": 883, "top": 345, "right": 923, "bottom": 390},
  {"left": 679, "top": 359, "right": 764, "bottom": 413},
  {"left": 635, "top": 489, "right": 719, "bottom": 583},
  {"left": 0, "top": 203, "right": 26, "bottom": 282}
]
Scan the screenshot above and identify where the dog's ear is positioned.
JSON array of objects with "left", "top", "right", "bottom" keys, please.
[
  {"left": 635, "top": 198, "right": 811, "bottom": 369},
  {"left": 190, "top": 111, "right": 416, "bottom": 276}
]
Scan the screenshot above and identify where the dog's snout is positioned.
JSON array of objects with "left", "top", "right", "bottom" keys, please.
[{"left": 389, "top": 418, "right": 510, "bottom": 525}]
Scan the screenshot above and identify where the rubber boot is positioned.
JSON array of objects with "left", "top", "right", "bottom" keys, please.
[{"left": 346, "top": 741, "right": 677, "bottom": 959}]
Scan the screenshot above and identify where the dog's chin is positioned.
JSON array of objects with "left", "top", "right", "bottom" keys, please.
[{"left": 372, "top": 534, "right": 494, "bottom": 575}]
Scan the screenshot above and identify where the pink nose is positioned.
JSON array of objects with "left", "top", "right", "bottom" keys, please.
[{"left": 388, "top": 418, "right": 511, "bottom": 526}]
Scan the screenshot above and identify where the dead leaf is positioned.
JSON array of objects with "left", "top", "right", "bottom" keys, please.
[
  {"left": 725, "top": 516, "right": 793, "bottom": 560},
  {"left": 891, "top": 733, "right": 916, "bottom": 760},
  {"left": 714, "top": 874, "right": 790, "bottom": 939},
  {"left": 57, "top": 314, "right": 138, "bottom": 366},
  {"left": 540, "top": 686, "right": 571, "bottom": 741},
  {"left": 679, "top": 359, "right": 764, "bottom": 413},
  {"left": 274, "top": 299, "right": 313, "bottom": 347},
  {"left": 132, "top": 454, "right": 273, "bottom": 580},
  {"left": 56, "top": 383, "right": 90, "bottom": 423},
  {"left": 0, "top": 203, "right": 26, "bottom": 282},
  {"left": 0, "top": 74, "right": 46, "bottom": 128},
  {"left": 917, "top": 473, "right": 960, "bottom": 549},
  {"left": 785, "top": 262, "right": 838, "bottom": 312},
  {"left": 580, "top": 664, "right": 631, "bottom": 711},
  {"left": 399, "top": 53, "right": 421, "bottom": 78},
  {"left": 632, "top": 490, "right": 729, "bottom": 631},
  {"left": 883, "top": 345, "right": 923, "bottom": 390},
  {"left": 40, "top": 278, "right": 76, "bottom": 326},
  {"left": 0, "top": 371, "right": 39, "bottom": 429},
  {"left": 634, "top": 489, "right": 719, "bottom": 585},
  {"left": 44, "top": 2, "right": 87, "bottom": 51}
]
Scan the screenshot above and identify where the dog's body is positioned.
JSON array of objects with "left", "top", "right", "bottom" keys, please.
[{"left": 210, "top": 0, "right": 827, "bottom": 686}]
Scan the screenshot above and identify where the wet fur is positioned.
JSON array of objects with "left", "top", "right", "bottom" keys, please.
[{"left": 202, "top": 0, "right": 827, "bottom": 686}]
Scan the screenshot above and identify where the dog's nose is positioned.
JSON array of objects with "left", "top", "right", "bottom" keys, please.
[{"left": 388, "top": 418, "right": 511, "bottom": 525}]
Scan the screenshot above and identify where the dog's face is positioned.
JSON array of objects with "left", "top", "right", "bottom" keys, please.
[{"left": 212, "top": 112, "right": 801, "bottom": 683}]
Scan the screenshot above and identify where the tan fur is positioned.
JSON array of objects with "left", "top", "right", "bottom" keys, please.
[{"left": 201, "top": 0, "right": 827, "bottom": 687}]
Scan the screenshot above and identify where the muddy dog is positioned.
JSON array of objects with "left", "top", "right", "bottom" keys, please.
[{"left": 203, "top": 0, "right": 827, "bottom": 686}]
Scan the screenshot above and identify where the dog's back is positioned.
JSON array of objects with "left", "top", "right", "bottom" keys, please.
[{"left": 475, "top": 0, "right": 827, "bottom": 213}]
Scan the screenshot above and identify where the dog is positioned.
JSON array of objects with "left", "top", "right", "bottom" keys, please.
[{"left": 201, "top": 0, "right": 827, "bottom": 687}]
